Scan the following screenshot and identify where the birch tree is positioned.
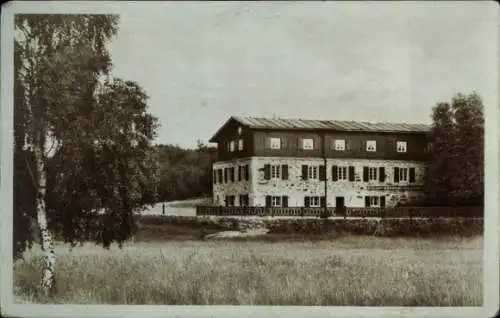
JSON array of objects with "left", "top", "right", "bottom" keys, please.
[{"left": 14, "top": 14, "right": 158, "bottom": 297}]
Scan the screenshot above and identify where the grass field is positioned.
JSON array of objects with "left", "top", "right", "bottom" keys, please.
[{"left": 14, "top": 235, "right": 483, "bottom": 306}]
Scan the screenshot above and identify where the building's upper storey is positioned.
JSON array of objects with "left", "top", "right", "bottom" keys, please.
[{"left": 209, "top": 116, "right": 431, "bottom": 162}]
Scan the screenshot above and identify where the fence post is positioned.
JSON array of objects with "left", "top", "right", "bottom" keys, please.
[{"left": 409, "top": 208, "right": 413, "bottom": 232}]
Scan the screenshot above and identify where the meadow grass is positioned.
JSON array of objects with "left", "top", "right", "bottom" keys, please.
[{"left": 13, "top": 235, "right": 483, "bottom": 306}]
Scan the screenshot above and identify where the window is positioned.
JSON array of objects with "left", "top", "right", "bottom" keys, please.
[
  {"left": 272, "top": 196, "right": 282, "bottom": 207},
  {"left": 366, "top": 195, "right": 386, "bottom": 208},
  {"left": 368, "top": 167, "right": 378, "bottom": 181},
  {"left": 225, "top": 195, "right": 235, "bottom": 207},
  {"left": 337, "top": 166, "right": 347, "bottom": 180},
  {"left": 396, "top": 141, "right": 407, "bottom": 153},
  {"left": 309, "top": 196, "right": 320, "bottom": 207},
  {"left": 368, "top": 196, "right": 379, "bottom": 207},
  {"left": 399, "top": 167, "right": 408, "bottom": 182},
  {"left": 334, "top": 139, "right": 346, "bottom": 151},
  {"left": 426, "top": 142, "right": 433, "bottom": 152},
  {"left": 229, "top": 141, "right": 235, "bottom": 152},
  {"left": 270, "top": 137, "right": 281, "bottom": 149},
  {"left": 366, "top": 140, "right": 377, "bottom": 152},
  {"left": 239, "top": 194, "right": 249, "bottom": 207},
  {"left": 271, "top": 165, "right": 281, "bottom": 179},
  {"left": 305, "top": 196, "right": 326, "bottom": 207},
  {"left": 238, "top": 139, "right": 244, "bottom": 151},
  {"left": 302, "top": 138, "right": 314, "bottom": 150},
  {"left": 308, "top": 166, "right": 318, "bottom": 179}
]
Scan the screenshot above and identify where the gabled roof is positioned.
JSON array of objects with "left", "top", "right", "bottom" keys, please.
[{"left": 209, "top": 116, "right": 430, "bottom": 142}]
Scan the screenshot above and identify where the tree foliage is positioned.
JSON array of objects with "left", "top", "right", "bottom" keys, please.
[
  {"left": 424, "top": 92, "right": 484, "bottom": 206},
  {"left": 156, "top": 142, "right": 216, "bottom": 202},
  {"left": 13, "top": 14, "right": 159, "bottom": 259}
]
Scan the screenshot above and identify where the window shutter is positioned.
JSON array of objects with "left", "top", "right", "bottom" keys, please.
[
  {"left": 319, "top": 165, "right": 326, "bottom": 181},
  {"left": 225, "top": 196, "right": 229, "bottom": 207},
  {"left": 224, "top": 168, "right": 228, "bottom": 183},
  {"left": 213, "top": 170, "right": 217, "bottom": 184},
  {"left": 332, "top": 165, "right": 338, "bottom": 181},
  {"left": 304, "top": 196, "right": 310, "bottom": 207},
  {"left": 282, "top": 196, "right": 288, "bottom": 207},
  {"left": 365, "top": 196, "right": 370, "bottom": 207},
  {"left": 245, "top": 165, "right": 250, "bottom": 180},
  {"left": 265, "top": 195, "right": 272, "bottom": 207},
  {"left": 363, "top": 167, "right": 369, "bottom": 182},
  {"left": 238, "top": 166, "right": 242, "bottom": 181},
  {"left": 394, "top": 167, "right": 400, "bottom": 183},
  {"left": 379, "top": 167, "right": 385, "bottom": 182},
  {"left": 282, "top": 165, "right": 289, "bottom": 180},
  {"left": 302, "top": 165, "right": 308, "bottom": 180},
  {"left": 380, "top": 196, "right": 386, "bottom": 208},
  {"left": 409, "top": 167, "right": 416, "bottom": 183},
  {"left": 320, "top": 196, "right": 326, "bottom": 208},
  {"left": 348, "top": 166, "right": 355, "bottom": 181},
  {"left": 230, "top": 167, "right": 235, "bottom": 182},
  {"left": 264, "top": 164, "right": 271, "bottom": 180}
]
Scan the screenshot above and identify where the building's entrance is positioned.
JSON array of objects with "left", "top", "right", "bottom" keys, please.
[
  {"left": 336, "top": 196, "right": 345, "bottom": 208},
  {"left": 335, "top": 197, "right": 345, "bottom": 216}
]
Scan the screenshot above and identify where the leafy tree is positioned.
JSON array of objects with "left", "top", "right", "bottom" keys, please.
[
  {"left": 14, "top": 14, "right": 158, "bottom": 297},
  {"left": 424, "top": 92, "right": 484, "bottom": 206}
]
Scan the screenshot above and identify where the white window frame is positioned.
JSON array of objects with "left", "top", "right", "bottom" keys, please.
[
  {"left": 369, "top": 196, "right": 380, "bottom": 207},
  {"left": 271, "top": 164, "right": 281, "bottom": 179},
  {"left": 334, "top": 139, "right": 346, "bottom": 151},
  {"left": 366, "top": 140, "right": 377, "bottom": 152},
  {"left": 301, "top": 138, "right": 314, "bottom": 150},
  {"left": 271, "top": 196, "right": 282, "bottom": 207},
  {"left": 270, "top": 137, "right": 281, "bottom": 149},
  {"left": 399, "top": 167, "right": 409, "bottom": 182},
  {"left": 229, "top": 141, "right": 235, "bottom": 152},
  {"left": 238, "top": 139, "right": 244, "bottom": 151},
  {"left": 308, "top": 166, "right": 318, "bottom": 179},
  {"left": 338, "top": 166, "right": 347, "bottom": 180},
  {"left": 368, "top": 167, "right": 378, "bottom": 181},
  {"left": 309, "top": 196, "right": 320, "bottom": 207},
  {"left": 396, "top": 141, "right": 407, "bottom": 153}
]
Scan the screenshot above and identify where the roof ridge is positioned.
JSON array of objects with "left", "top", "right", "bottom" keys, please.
[{"left": 238, "top": 115, "right": 429, "bottom": 126}]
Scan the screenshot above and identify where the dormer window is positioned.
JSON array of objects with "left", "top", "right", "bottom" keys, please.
[
  {"left": 238, "top": 139, "right": 244, "bottom": 151},
  {"left": 229, "top": 141, "right": 235, "bottom": 152},
  {"left": 301, "top": 138, "right": 314, "bottom": 150},
  {"left": 366, "top": 140, "right": 377, "bottom": 152}
]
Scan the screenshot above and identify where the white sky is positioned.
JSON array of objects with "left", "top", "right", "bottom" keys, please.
[{"left": 15, "top": 1, "right": 500, "bottom": 148}]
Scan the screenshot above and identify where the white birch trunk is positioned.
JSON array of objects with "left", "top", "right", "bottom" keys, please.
[{"left": 33, "top": 144, "right": 56, "bottom": 297}]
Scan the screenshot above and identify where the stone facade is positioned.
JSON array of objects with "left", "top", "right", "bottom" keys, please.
[
  {"left": 214, "top": 156, "right": 426, "bottom": 208},
  {"left": 212, "top": 158, "right": 252, "bottom": 206}
]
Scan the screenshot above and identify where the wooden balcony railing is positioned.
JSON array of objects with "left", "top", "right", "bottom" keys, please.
[{"left": 195, "top": 205, "right": 483, "bottom": 218}]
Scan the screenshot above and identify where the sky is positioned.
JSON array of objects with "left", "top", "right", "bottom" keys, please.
[{"left": 102, "top": 1, "right": 497, "bottom": 149}]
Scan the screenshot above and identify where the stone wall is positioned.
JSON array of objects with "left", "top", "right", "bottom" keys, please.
[
  {"left": 137, "top": 215, "right": 483, "bottom": 238},
  {"left": 250, "top": 156, "right": 427, "bottom": 207}
]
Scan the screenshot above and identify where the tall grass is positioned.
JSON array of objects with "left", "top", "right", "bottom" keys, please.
[{"left": 14, "top": 237, "right": 483, "bottom": 306}]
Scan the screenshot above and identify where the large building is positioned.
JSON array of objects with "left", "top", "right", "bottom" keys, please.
[{"left": 209, "top": 116, "right": 430, "bottom": 208}]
